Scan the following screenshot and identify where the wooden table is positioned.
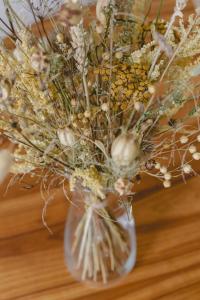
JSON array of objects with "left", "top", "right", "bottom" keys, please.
[
  {"left": 1, "top": 175, "right": 200, "bottom": 300},
  {"left": 1, "top": 1, "right": 200, "bottom": 299}
]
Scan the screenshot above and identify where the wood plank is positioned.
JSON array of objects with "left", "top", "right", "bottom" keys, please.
[{"left": 1, "top": 176, "right": 200, "bottom": 300}]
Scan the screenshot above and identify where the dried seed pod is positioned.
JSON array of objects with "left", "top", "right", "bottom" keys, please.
[
  {"left": 57, "top": 127, "right": 76, "bottom": 147},
  {"left": 111, "top": 132, "right": 140, "bottom": 167}
]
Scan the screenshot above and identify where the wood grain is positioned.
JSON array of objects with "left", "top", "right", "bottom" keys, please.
[
  {"left": 1, "top": 176, "right": 200, "bottom": 300},
  {"left": 1, "top": 1, "right": 200, "bottom": 300}
]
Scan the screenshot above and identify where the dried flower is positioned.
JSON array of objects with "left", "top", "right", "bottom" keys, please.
[
  {"left": 155, "top": 162, "right": 161, "bottom": 170},
  {"left": 111, "top": 133, "right": 139, "bottom": 167},
  {"left": 56, "top": 33, "right": 64, "bottom": 43},
  {"left": 163, "top": 180, "right": 171, "bottom": 188},
  {"left": 189, "top": 144, "right": 197, "bottom": 154},
  {"left": 114, "top": 178, "right": 133, "bottom": 196},
  {"left": 101, "top": 103, "right": 109, "bottom": 112},
  {"left": 57, "top": 127, "right": 76, "bottom": 147},
  {"left": 164, "top": 172, "right": 172, "bottom": 180},
  {"left": 160, "top": 166, "right": 168, "bottom": 174},
  {"left": 115, "top": 52, "right": 123, "bottom": 59},
  {"left": 180, "top": 136, "right": 188, "bottom": 144},
  {"left": 192, "top": 152, "right": 200, "bottom": 160},
  {"left": 183, "top": 164, "right": 192, "bottom": 174}
]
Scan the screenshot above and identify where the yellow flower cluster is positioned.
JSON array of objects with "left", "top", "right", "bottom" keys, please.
[
  {"left": 95, "top": 62, "right": 152, "bottom": 111},
  {"left": 70, "top": 166, "right": 105, "bottom": 199}
]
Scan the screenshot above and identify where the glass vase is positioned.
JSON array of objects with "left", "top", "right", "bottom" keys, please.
[{"left": 64, "top": 187, "right": 137, "bottom": 287}]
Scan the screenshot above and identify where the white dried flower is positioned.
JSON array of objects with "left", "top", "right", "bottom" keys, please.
[
  {"left": 155, "top": 162, "right": 161, "bottom": 170},
  {"left": 102, "top": 52, "right": 110, "bottom": 60},
  {"left": 101, "top": 103, "right": 109, "bottom": 112},
  {"left": 96, "top": 0, "right": 110, "bottom": 26},
  {"left": 164, "top": 172, "right": 172, "bottom": 180},
  {"left": 180, "top": 135, "right": 188, "bottom": 144},
  {"left": 183, "top": 164, "right": 192, "bottom": 174},
  {"left": 84, "top": 110, "right": 91, "bottom": 118},
  {"left": 115, "top": 52, "right": 123, "bottom": 59},
  {"left": 134, "top": 101, "right": 143, "bottom": 112},
  {"left": 57, "top": 127, "right": 76, "bottom": 147},
  {"left": 193, "top": 152, "right": 200, "bottom": 160},
  {"left": 163, "top": 180, "right": 171, "bottom": 188},
  {"left": 148, "top": 85, "right": 156, "bottom": 94},
  {"left": 56, "top": 33, "right": 64, "bottom": 43},
  {"left": 189, "top": 144, "right": 197, "bottom": 154},
  {"left": 111, "top": 133, "right": 140, "bottom": 167},
  {"left": 0, "top": 149, "right": 12, "bottom": 183},
  {"left": 160, "top": 166, "right": 167, "bottom": 174}
]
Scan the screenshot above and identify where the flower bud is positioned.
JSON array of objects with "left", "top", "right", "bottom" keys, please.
[
  {"left": 111, "top": 133, "right": 139, "bottom": 167},
  {"left": 57, "top": 127, "right": 76, "bottom": 147}
]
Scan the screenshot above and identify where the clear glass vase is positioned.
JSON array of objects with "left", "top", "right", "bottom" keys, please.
[{"left": 64, "top": 187, "right": 137, "bottom": 287}]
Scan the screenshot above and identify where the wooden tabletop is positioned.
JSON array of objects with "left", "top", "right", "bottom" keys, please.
[
  {"left": 1, "top": 1, "right": 200, "bottom": 299},
  {"left": 1, "top": 175, "right": 200, "bottom": 300}
]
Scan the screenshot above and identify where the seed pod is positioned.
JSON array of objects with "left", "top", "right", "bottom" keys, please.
[
  {"left": 111, "top": 133, "right": 140, "bottom": 167},
  {"left": 57, "top": 127, "right": 76, "bottom": 147}
]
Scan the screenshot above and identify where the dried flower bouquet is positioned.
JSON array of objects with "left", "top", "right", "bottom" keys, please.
[{"left": 0, "top": 0, "right": 200, "bottom": 284}]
